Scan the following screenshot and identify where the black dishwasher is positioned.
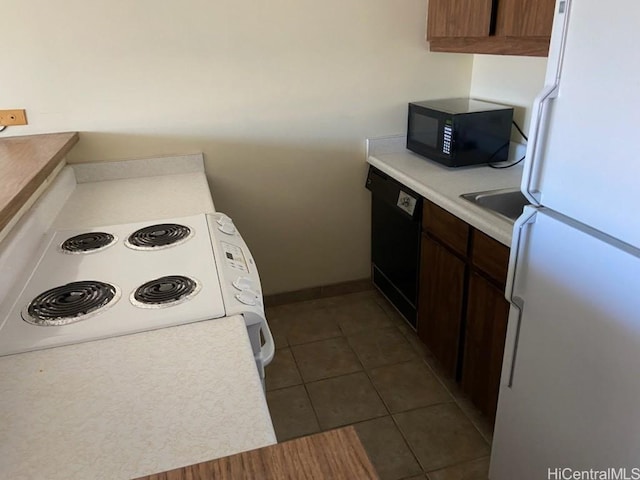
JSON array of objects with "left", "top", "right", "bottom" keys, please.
[{"left": 365, "top": 166, "right": 422, "bottom": 328}]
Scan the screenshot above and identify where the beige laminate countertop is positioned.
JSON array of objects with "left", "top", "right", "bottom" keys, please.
[
  {"left": 53, "top": 154, "right": 215, "bottom": 229},
  {"left": 0, "top": 132, "right": 78, "bottom": 233},
  {"left": 0, "top": 316, "right": 276, "bottom": 480},
  {"left": 367, "top": 141, "right": 524, "bottom": 246}
]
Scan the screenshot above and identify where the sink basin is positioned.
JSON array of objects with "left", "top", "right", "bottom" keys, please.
[{"left": 460, "top": 188, "right": 531, "bottom": 222}]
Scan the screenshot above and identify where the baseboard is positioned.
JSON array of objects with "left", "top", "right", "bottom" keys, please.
[{"left": 264, "top": 278, "right": 373, "bottom": 307}]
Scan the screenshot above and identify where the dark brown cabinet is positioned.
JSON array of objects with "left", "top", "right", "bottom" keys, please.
[
  {"left": 427, "top": 0, "right": 556, "bottom": 56},
  {"left": 460, "top": 228, "right": 511, "bottom": 418},
  {"left": 496, "top": 0, "right": 556, "bottom": 37},
  {"left": 462, "top": 230, "right": 510, "bottom": 419},
  {"left": 427, "top": 0, "right": 494, "bottom": 38},
  {"left": 417, "top": 199, "right": 511, "bottom": 419},
  {"left": 462, "top": 273, "right": 509, "bottom": 418},
  {"left": 418, "top": 234, "right": 466, "bottom": 377},
  {"left": 417, "top": 200, "right": 469, "bottom": 377}
]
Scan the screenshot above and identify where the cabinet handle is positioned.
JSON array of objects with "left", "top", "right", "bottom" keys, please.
[
  {"left": 504, "top": 206, "right": 538, "bottom": 387},
  {"left": 521, "top": 0, "right": 573, "bottom": 204}
]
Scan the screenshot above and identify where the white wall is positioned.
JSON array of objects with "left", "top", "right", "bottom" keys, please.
[
  {"left": 1, "top": 0, "right": 472, "bottom": 294},
  {"left": 470, "top": 54, "right": 547, "bottom": 137}
]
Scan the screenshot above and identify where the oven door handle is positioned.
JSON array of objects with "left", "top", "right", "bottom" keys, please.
[{"left": 257, "top": 320, "right": 275, "bottom": 367}]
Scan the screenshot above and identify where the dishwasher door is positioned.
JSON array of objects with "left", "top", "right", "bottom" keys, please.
[{"left": 366, "top": 166, "right": 422, "bottom": 327}]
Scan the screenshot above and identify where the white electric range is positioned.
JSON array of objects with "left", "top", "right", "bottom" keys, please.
[
  {"left": 0, "top": 156, "right": 277, "bottom": 478},
  {"left": 0, "top": 212, "right": 274, "bottom": 380}
]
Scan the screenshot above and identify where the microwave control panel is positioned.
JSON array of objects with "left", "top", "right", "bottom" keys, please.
[{"left": 442, "top": 124, "right": 452, "bottom": 156}]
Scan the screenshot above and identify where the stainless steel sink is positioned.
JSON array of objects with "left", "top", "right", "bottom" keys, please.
[{"left": 460, "top": 188, "right": 531, "bottom": 222}]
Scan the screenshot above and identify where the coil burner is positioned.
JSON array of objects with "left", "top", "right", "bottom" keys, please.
[
  {"left": 23, "top": 281, "right": 121, "bottom": 326},
  {"left": 125, "top": 223, "right": 192, "bottom": 250},
  {"left": 131, "top": 275, "right": 201, "bottom": 308},
  {"left": 60, "top": 232, "right": 116, "bottom": 254}
]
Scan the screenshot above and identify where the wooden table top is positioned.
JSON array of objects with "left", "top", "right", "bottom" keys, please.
[
  {"left": 136, "top": 426, "right": 379, "bottom": 480},
  {"left": 0, "top": 132, "right": 78, "bottom": 234}
]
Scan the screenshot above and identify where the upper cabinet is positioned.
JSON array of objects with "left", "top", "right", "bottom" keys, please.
[
  {"left": 427, "top": 0, "right": 494, "bottom": 38},
  {"left": 496, "top": 0, "right": 556, "bottom": 37},
  {"left": 427, "top": 0, "right": 556, "bottom": 56}
]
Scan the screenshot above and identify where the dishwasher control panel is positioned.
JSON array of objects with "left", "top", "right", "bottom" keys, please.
[{"left": 397, "top": 191, "right": 417, "bottom": 215}]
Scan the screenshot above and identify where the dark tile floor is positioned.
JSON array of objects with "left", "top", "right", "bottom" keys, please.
[{"left": 265, "top": 289, "right": 493, "bottom": 480}]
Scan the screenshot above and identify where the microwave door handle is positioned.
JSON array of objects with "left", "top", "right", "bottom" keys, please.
[{"left": 521, "top": 0, "right": 572, "bottom": 204}]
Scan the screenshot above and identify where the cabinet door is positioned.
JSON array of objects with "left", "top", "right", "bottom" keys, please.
[
  {"left": 471, "top": 230, "right": 509, "bottom": 285},
  {"left": 496, "top": 0, "right": 555, "bottom": 37},
  {"left": 461, "top": 272, "right": 509, "bottom": 419},
  {"left": 427, "top": 0, "right": 493, "bottom": 38},
  {"left": 427, "top": 0, "right": 553, "bottom": 55},
  {"left": 423, "top": 199, "right": 469, "bottom": 257},
  {"left": 417, "top": 234, "right": 466, "bottom": 377}
]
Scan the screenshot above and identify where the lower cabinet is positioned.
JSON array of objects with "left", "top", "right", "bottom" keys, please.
[
  {"left": 461, "top": 271, "right": 509, "bottom": 419},
  {"left": 417, "top": 198, "right": 511, "bottom": 420},
  {"left": 418, "top": 234, "right": 466, "bottom": 378}
]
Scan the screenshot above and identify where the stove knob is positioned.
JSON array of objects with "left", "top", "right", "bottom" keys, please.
[
  {"left": 233, "top": 276, "right": 254, "bottom": 291},
  {"left": 216, "top": 214, "right": 232, "bottom": 226},
  {"left": 235, "top": 290, "right": 258, "bottom": 306},
  {"left": 218, "top": 222, "right": 236, "bottom": 235}
]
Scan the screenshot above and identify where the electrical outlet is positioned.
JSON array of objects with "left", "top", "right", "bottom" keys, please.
[{"left": 0, "top": 109, "right": 28, "bottom": 126}]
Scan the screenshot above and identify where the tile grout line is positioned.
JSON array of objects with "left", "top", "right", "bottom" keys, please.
[
  {"left": 281, "top": 301, "right": 413, "bottom": 383},
  {"left": 353, "top": 304, "right": 428, "bottom": 477},
  {"left": 283, "top": 302, "right": 392, "bottom": 433},
  {"left": 287, "top": 300, "right": 395, "bottom": 435},
  {"left": 267, "top": 353, "right": 463, "bottom": 396},
  {"left": 307, "top": 301, "right": 430, "bottom": 477},
  {"left": 422, "top": 455, "right": 492, "bottom": 479},
  {"left": 267, "top": 292, "right": 492, "bottom": 476},
  {"left": 374, "top": 297, "right": 494, "bottom": 472},
  {"left": 310, "top": 324, "right": 389, "bottom": 433},
  {"left": 286, "top": 336, "right": 324, "bottom": 437},
  {"left": 288, "top": 332, "right": 344, "bottom": 349},
  {"left": 401, "top": 326, "right": 494, "bottom": 446},
  {"left": 269, "top": 304, "right": 407, "bottom": 392}
]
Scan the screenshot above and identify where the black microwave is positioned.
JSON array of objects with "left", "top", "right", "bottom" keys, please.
[{"left": 407, "top": 98, "right": 514, "bottom": 168}]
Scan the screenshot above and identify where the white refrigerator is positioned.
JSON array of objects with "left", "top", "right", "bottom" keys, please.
[{"left": 490, "top": 0, "right": 640, "bottom": 478}]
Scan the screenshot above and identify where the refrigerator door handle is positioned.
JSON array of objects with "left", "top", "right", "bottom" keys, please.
[
  {"left": 505, "top": 206, "right": 538, "bottom": 305},
  {"left": 521, "top": 85, "right": 558, "bottom": 204},
  {"left": 505, "top": 297, "right": 524, "bottom": 388},
  {"left": 504, "top": 206, "right": 538, "bottom": 388},
  {"left": 521, "top": 0, "right": 573, "bottom": 204}
]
